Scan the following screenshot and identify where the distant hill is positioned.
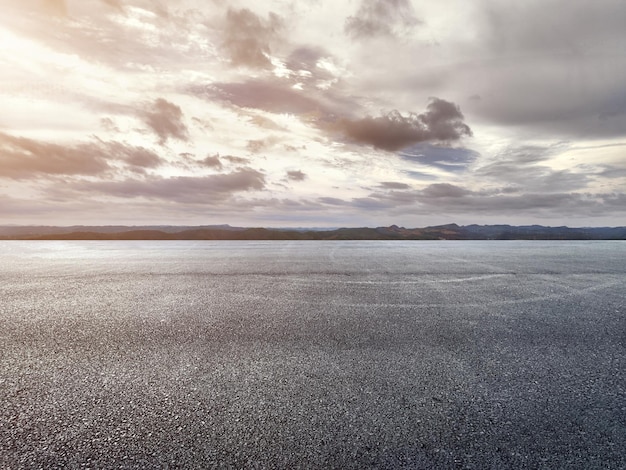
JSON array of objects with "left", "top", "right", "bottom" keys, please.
[
  {"left": 1, "top": 224, "right": 625, "bottom": 240},
  {"left": 0, "top": 224, "right": 245, "bottom": 237}
]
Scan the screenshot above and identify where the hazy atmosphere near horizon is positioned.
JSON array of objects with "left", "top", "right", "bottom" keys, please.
[{"left": 1, "top": 0, "right": 625, "bottom": 227}]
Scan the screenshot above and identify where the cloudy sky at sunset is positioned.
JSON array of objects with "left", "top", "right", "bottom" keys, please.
[{"left": 1, "top": 0, "right": 625, "bottom": 227}]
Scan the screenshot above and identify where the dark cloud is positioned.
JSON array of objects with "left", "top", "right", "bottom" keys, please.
[
  {"left": 345, "top": 0, "right": 420, "bottom": 39},
  {"left": 208, "top": 81, "right": 316, "bottom": 114},
  {"left": 197, "top": 77, "right": 361, "bottom": 124},
  {"left": 338, "top": 98, "right": 472, "bottom": 151},
  {"left": 284, "top": 46, "right": 339, "bottom": 84},
  {"left": 365, "top": 183, "right": 625, "bottom": 220},
  {"left": 178, "top": 153, "right": 224, "bottom": 170},
  {"left": 463, "top": 58, "right": 626, "bottom": 138},
  {"left": 287, "top": 170, "right": 307, "bottom": 181},
  {"left": 141, "top": 98, "right": 188, "bottom": 145},
  {"left": 420, "top": 183, "right": 473, "bottom": 199},
  {"left": 483, "top": 0, "right": 626, "bottom": 56},
  {"left": 286, "top": 46, "right": 326, "bottom": 73},
  {"left": 358, "top": 2, "right": 626, "bottom": 140},
  {"left": 455, "top": 1, "right": 626, "bottom": 137},
  {"left": 603, "top": 192, "right": 626, "bottom": 208},
  {"left": 74, "top": 169, "right": 266, "bottom": 204},
  {"left": 0, "top": 132, "right": 110, "bottom": 179},
  {"left": 352, "top": 197, "right": 394, "bottom": 210},
  {"left": 415, "top": 189, "right": 600, "bottom": 216},
  {"left": 222, "top": 155, "right": 251, "bottom": 165},
  {"left": 597, "top": 165, "right": 626, "bottom": 179},
  {"left": 0, "top": 132, "right": 167, "bottom": 179},
  {"left": 332, "top": 182, "right": 624, "bottom": 220},
  {"left": 378, "top": 182, "right": 411, "bottom": 190},
  {"left": 311, "top": 181, "right": 626, "bottom": 222},
  {"left": 318, "top": 197, "right": 347, "bottom": 206},
  {"left": 477, "top": 143, "right": 590, "bottom": 192},
  {"left": 104, "top": 141, "right": 164, "bottom": 170},
  {"left": 364, "top": 188, "right": 420, "bottom": 207},
  {"left": 399, "top": 144, "right": 479, "bottom": 172},
  {"left": 206, "top": 80, "right": 328, "bottom": 115},
  {"left": 494, "top": 143, "right": 568, "bottom": 164},
  {"left": 479, "top": 163, "right": 590, "bottom": 193},
  {"left": 223, "top": 8, "right": 283, "bottom": 68},
  {"left": 201, "top": 154, "right": 223, "bottom": 169}
]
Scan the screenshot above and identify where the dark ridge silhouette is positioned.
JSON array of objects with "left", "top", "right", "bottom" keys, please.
[{"left": 1, "top": 224, "right": 625, "bottom": 240}]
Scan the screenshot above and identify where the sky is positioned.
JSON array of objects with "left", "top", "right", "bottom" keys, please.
[{"left": 1, "top": 0, "right": 625, "bottom": 227}]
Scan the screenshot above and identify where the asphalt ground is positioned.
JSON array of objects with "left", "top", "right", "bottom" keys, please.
[{"left": 1, "top": 241, "right": 624, "bottom": 469}]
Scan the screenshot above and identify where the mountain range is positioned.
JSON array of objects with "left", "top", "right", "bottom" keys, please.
[{"left": 1, "top": 224, "right": 625, "bottom": 240}]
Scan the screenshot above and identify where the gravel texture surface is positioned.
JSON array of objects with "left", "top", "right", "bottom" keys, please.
[{"left": 0, "top": 240, "right": 624, "bottom": 469}]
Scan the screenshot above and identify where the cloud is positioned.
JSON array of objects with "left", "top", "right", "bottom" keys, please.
[
  {"left": 476, "top": 143, "right": 590, "bottom": 192},
  {"left": 100, "top": 117, "right": 120, "bottom": 133},
  {"left": 480, "top": 163, "right": 590, "bottom": 193},
  {"left": 0, "top": 132, "right": 167, "bottom": 179},
  {"left": 103, "top": 141, "right": 164, "bottom": 169},
  {"left": 223, "top": 8, "right": 283, "bottom": 68},
  {"left": 207, "top": 80, "right": 318, "bottom": 114},
  {"left": 482, "top": 0, "right": 626, "bottom": 56},
  {"left": 246, "top": 136, "right": 280, "bottom": 153},
  {"left": 408, "top": 184, "right": 616, "bottom": 218},
  {"left": 284, "top": 46, "right": 341, "bottom": 85},
  {"left": 200, "top": 154, "right": 223, "bottom": 169},
  {"left": 328, "top": 182, "right": 625, "bottom": 221},
  {"left": 453, "top": 0, "right": 626, "bottom": 138},
  {"left": 141, "top": 98, "right": 189, "bottom": 145},
  {"left": 222, "top": 155, "right": 251, "bottom": 165},
  {"left": 73, "top": 168, "right": 266, "bottom": 204},
  {"left": 463, "top": 58, "right": 626, "bottom": 138},
  {"left": 248, "top": 115, "right": 283, "bottom": 130},
  {"left": 399, "top": 144, "right": 480, "bottom": 172},
  {"left": 311, "top": 181, "right": 626, "bottom": 224},
  {"left": 420, "top": 183, "right": 473, "bottom": 199},
  {"left": 5, "top": 1, "right": 198, "bottom": 74},
  {"left": 177, "top": 153, "right": 224, "bottom": 170},
  {"left": 414, "top": 188, "right": 600, "bottom": 216},
  {"left": 345, "top": 0, "right": 420, "bottom": 39},
  {"left": 403, "top": 170, "right": 438, "bottom": 181},
  {"left": 287, "top": 170, "right": 307, "bottom": 181},
  {"left": 286, "top": 46, "right": 327, "bottom": 75},
  {"left": 0, "top": 132, "right": 110, "bottom": 179},
  {"left": 603, "top": 192, "right": 626, "bottom": 208},
  {"left": 378, "top": 181, "right": 411, "bottom": 190},
  {"left": 492, "top": 143, "right": 568, "bottom": 164},
  {"left": 597, "top": 165, "right": 626, "bottom": 179},
  {"left": 318, "top": 197, "right": 348, "bottom": 206},
  {"left": 207, "top": 79, "right": 336, "bottom": 115},
  {"left": 352, "top": 197, "right": 394, "bottom": 210},
  {"left": 338, "top": 98, "right": 472, "bottom": 151}
]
